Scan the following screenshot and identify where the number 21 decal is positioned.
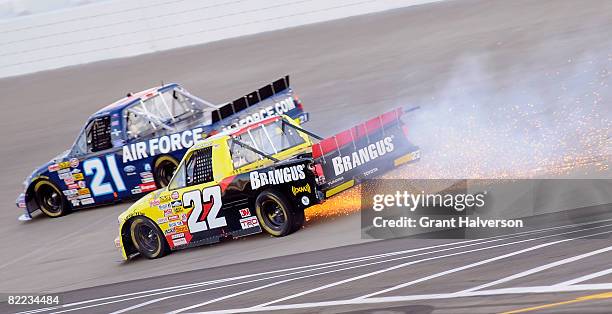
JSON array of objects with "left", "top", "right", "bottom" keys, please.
[
  {"left": 183, "top": 186, "right": 227, "bottom": 233},
  {"left": 83, "top": 155, "right": 126, "bottom": 197}
]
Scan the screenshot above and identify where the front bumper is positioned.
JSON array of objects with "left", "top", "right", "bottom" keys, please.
[
  {"left": 16, "top": 193, "right": 32, "bottom": 221},
  {"left": 114, "top": 235, "right": 129, "bottom": 261}
]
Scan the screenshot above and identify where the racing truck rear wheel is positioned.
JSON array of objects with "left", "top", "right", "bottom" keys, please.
[
  {"left": 129, "top": 217, "right": 170, "bottom": 259},
  {"left": 255, "top": 190, "right": 305, "bottom": 237},
  {"left": 34, "top": 181, "right": 69, "bottom": 218},
  {"left": 154, "top": 156, "right": 179, "bottom": 188}
]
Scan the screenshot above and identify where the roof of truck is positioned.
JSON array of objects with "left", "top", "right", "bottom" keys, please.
[{"left": 92, "top": 83, "right": 180, "bottom": 117}]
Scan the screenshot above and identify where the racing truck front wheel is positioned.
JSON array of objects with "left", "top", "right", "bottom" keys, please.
[
  {"left": 255, "top": 190, "right": 305, "bottom": 237},
  {"left": 129, "top": 217, "right": 170, "bottom": 259},
  {"left": 154, "top": 155, "right": 179, "bottom": 188},
  {"left": 34, "top": 181, "right": 69, "bottom": 218}
]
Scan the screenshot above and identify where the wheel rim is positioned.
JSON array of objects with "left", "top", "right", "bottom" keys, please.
[
  {"left": 39, "top": 185, "right": 63, "bottom": 214},
  {"left": 157, "top": 161, "right": 177, "bottom": 187},
  {"left": 134, "top": 223, "right": 159, "bottom": 253},
  {"left": 261, "top": 198, "right": 286, "bottom": 230}
]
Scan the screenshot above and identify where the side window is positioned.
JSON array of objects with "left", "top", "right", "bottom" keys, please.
[
  {"left": 186, "top": 146, "right": 214, "bottom": 186},
  {"left": 229, "top": 137, "right": 261, "bottom": 169},
  {"left": 87, "top": 116, "right": 112, "bottom": 153}
]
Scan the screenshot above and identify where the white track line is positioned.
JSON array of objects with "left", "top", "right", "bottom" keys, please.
[
  {"left": 19, "top": 219, "right": 608, "bottom": 314},
  {"left": 171, "top": 226, "right": 612, "bottom": 312},
  {"left": 42, "top": 220, "right": 607, "bottom": 314},
  {"left": 184, "top": 283, "right": 612, "bottom": 314},
  {"left": 460, "top": 245, "right": 612, "bottom": 293},
  {"left": 554, "top": 267, "right": 612, "bottom": 286},
  {"left": 48, "top": 236, "right": 512, "bottom": 314},
  {"left": 356, "top": 229, "right": 612, "bottom": 299},
  {"left": 251, "top": 226, "right": 612, "bottom": 307}
]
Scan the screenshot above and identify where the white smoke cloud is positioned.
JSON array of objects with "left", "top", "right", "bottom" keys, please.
[{"left": 400, "top": 42, "right": 611, "bottom": 179}]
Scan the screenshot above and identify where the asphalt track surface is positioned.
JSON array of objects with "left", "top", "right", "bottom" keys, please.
[{"left": 1, "top": 0, "right": 611, "bottom": 313}]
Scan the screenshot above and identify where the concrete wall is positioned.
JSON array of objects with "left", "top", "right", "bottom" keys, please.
[{"left": 0, "top": 0, "right": 442, "bottom": 78}]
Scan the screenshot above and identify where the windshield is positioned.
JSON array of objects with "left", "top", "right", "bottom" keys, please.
[
  {"left": 125, "top": 87, "right": 212, "bottom": 140},
  {"left": 230, "top": 119, "right": 305, "bottom": 168}
]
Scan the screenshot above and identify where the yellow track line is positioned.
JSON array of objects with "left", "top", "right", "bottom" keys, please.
[{"left": 500, "top": 291, "right": 612, "bottom": 314}]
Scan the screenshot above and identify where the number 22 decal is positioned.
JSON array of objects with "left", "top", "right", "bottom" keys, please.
[
  {"left": 183, "top": 186, "right": 227, "bottom": 233},
  {"left": 83, "top": 155, "right": 126, "bottom": 197}
]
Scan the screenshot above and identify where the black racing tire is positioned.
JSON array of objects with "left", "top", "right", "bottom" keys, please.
[
  {"left": 129, "top": 217, "right": 170, "bottom": 259},
  {"left": 255, "top": 190, "right": 304, "bottom": 237},
  {"left": 153, "top": 155, "right": 179, "bottom": 188},
  {"left": 34, "top": 180, "right": 70, "bottom": 218}
]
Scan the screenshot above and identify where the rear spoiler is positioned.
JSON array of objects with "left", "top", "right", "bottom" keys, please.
[{"left": 212, "top": 75, "right": 291, "bottom": 124}]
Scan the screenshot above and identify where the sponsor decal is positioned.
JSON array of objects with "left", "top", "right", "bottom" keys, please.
[
  {"left": 71, "top": 168, "right": 81, "bottom": 174},
  {"left": 150, "top": 199, "right": 160, "bottom": 206},
  {"left": 240, "top": 216, "right": 260, "bottom": 229},
  {"left": 181, "top": 213, "right": 187, "bottom": 221},
  {"left": 140, "top": 172, "right": 153, "bottom": 179},
  {"left": 301, "top": 195, "right": 310, "bottom": 206},
  {"left": 173, "top": 206, "right": 183, "bottom": 214},
  {"left": 48, "top": 164, "right": 60, "bottom": 172},
  {"left": 71, "top": 200, "right": 80, "bottom": 206},
  {"left": 171, "top": 191, "right": 179, "bottom": 200},
  {"left": 164, "top": 228, "right": 175, "bottom": 235},
  {"left": 66, "top": 194, "right": 79, "bottom": 201},
  {"left": 363, "top": 167, "right": 379, "bottom": 176},
  {"left": 72, "top": 173, "right": 84, "bottom": 181},
  {"left": 291, "top": 183, "right": 311, "bottom": 195},
  {"left": 58, "top": 161, "right": 71, "bottom": 170},
  {"left": 64, "top": 177, "right": 75, "bottom": 185},
  {"left": 169, "top": 221, "right": 183, "bottom": 228},
  {"left": 168, "top": 215, "right": 180, "bottom": 221},
  {"left": 69, "top": 158, "right": 79, "bottom": 168},
  {"left": 122, "top": 211, "right": 146, "bottom": 223},
  {"left": 140, "top": 182, "right": 157, "bottom": 192},
  {"left": 250, "top": 164, "right": 306, "bottom": 190},
  {"left": 163, "top": 208, "right": 172, "bottom": 216},
  {"left": 58, "top": 172, "right": 72, "bottom": 180},
  {"left": 78, "top": 188, "right": 91, "bottom": 196},
  {"left": 141, "top": 177, "right": 155, "bottom": 184},
  {"left": 239, "top": 208, "right": 251, "bottom": 218},
  {"left": 175, "top": 225, "right": 188, "bottom": 233},
  {"left": 331, "top": 136, "right": 394, "bottom": 176},
  {"left": 159, "top": 195, "right": 171, "bottom": 203},
  {"left": 144, "top": 163, "right": 152, "bottom": 171},
  {"left": 222, "top": 96, "right": 296, "bottom": 131},
  {"left": 63, "top": 189, "right": 78, "bottom": 196},
  {"left": 172, "top": 237, "right": 187, "bottom": 246},
  {"left": 171, "top": 200, "right": 182, "bottom": 207},
  {"left": 81, "top": 197, "right": 95, "bottom": 205},
  {"left": 78, "top": 194, "right": 92, "bottom": 200},
  {"left": 78, "top": 181, "right": 86, "bottom": 188},
  {"left": 131, "top": 187, "right": 142, "bottom": 194},
  {"left": 123, "top": 165, "right": 136, "bottom": 173},
  {"left": 122, "top": 128, "right": 205, "bottom": 162},
  {"left": 171, "top": 233, "right": 185, "bottom": 239},
  {"left": 67, "top": 183, "right": 78, "bottom": 189},
  {"left": 159, "top": 203, "right": 171, "bottom": 210},
  {"left": 157, "top": 217, "right": 168, "bottom": 224}
]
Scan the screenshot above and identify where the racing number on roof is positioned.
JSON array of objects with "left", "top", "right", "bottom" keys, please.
[{"left": 183, "top": 186, "right": 227, "bottom": 233}]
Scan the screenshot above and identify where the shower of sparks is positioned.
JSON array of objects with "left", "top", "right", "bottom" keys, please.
[{"left": 305, "top": 55, "right": 612, "bottom": 222}]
